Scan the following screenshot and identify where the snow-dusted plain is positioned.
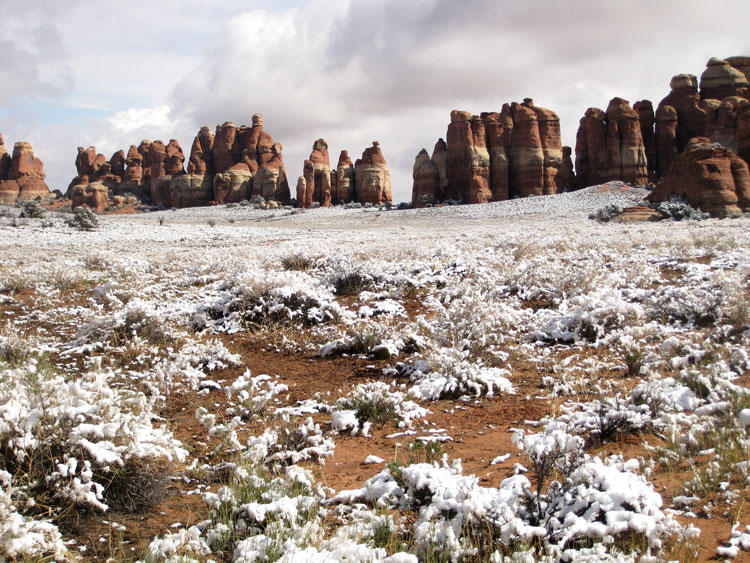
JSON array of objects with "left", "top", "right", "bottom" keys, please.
[{"left": 0, "top": 184, "right": 749, "bottom": 561}]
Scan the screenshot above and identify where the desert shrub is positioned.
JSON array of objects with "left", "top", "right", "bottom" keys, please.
[
  {"left": 66, "top": 206, "right": 99, "bottom": 230},
  {"left": 280, "top": 252, "right": 316, "bottom": 272},
  {"left": 0, "top": 362, "right": 187, "bottom": 529},
  {"left": 653, "top": 198, "right": 709, "bottom": 221},
  {"left": 397, "top": 201, "right": 413, "bottom": 210},
  {"left": 588, "top": 204, "right": 623, "bottom": 223},
  {"left": 103, "top": 458, "right": 170, "bottom": 512},
  {"left": 18, "top": 200, "right": 45, "bottom": 219},
  {"left": 334, "top": 381, "right": 427, "bottom": 431}
]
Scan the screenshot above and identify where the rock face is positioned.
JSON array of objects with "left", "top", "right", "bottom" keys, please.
[
  {"left": 187, "top": 127, "right": 214, "bottom": 175},
  {"left": 650, "top": 138, "right": 750, "bottom": 217},
  {"left": 71, "top": 182, "right": 108, "bottom": 212},
  {"left": 412, "top": 100, "right": 566, "bottom": 206},
  {"left": 0, "top": 140, "right": 50, "bottom": 203},
  {"left": 700, "top": 57, "right": 749, "bottom": 101},
  {"left": 355, "top": 142, "right": 392, "bottom": 205},
  {"left": 445, "top": 110, "right": 491, "bottom": 203},
  {"left": 574, "top": 98, "right": 649, "bottom": 188},
  {"left": 253, "top": 142, "right": 290, "bottom": 203},
  {"left": 302, "top": 139, "right": 332, "bottom": 208},
  {"left": 332, "top": 150, "right": 354, "bottom": 204},
  {"left": 412, "top": 148, "right": 440, "bottom": 207},
  {"left": 634, "top": 100, "right": 656, "bottom": 177},
  {"left": 67, "top": 114, "right": 289, "bottom": 209}
]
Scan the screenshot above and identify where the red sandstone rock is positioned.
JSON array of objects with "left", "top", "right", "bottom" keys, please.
[
  {"left": 187, "top": 126, "right": 215, "bottom": 175},
  {"left": 509, "top": 102, "right": 545, "bottom": 197},
  {"left": 605, "top": 97, "right": 649, "bottom": 185},
  {"left": 0, "top": 134, "right": 10, "bottom": 181},
  {"left": 254, "top": 142, "right": 290, "bottom": 203},
  {"left": 431, "top": 139, "right": 449, "bottom": 201},
  {"left": 355, "top": 142, "right": 392, "bottom": 205},
  {"left": 123, "top": 145, "right": 144, "bottom": 183},
  {"left": 109, "top": 150, "right": 126, "bottom": 178},
  {"left": 650, "top": 137, "right": 750, "bottom": 217},
  {"left": 445, "top": 110, "right": 491, "bottom": 203},
  {"left": 727, "top": 56, "right": 750, "bottom": 82},
  {"left": 634, "top": 100, "right": 656, "bottom": 177},
  {"left": 4, "top": 142, "right": 50, "bottom": 201},
  {"left": 138, "top": 140, "right": 153, "bottom": 186},
  {"left": 303, "top": 139, "right": 332, "bottom": 207},
  {"left": 213, "top": 122, "right": 237, "bottom": 174},
  {"left": 737, "top": 109, "right": 750, "bottom": 164},
  {"left": 165, "top": 139, "right": 185, "bottom": 177},
  {"left": 482, "top": 112, "right": 510, "bottom": 201},
  {"left": 575, "top": 107, "right": 609, "bottom": 188},
  {"left": 657, "top": 74, "right": 708, "bottom": 160},
  {"left": 700, "top": 57, "right": 749, "bottom": 101},
  {"left": 705, "top": 96, "right": 750, "bottom": 153},
  {"left": 412, "top": 148, "right": 440, "bottom": 207},
  {"left": 71, "top": 182, "right": 108, "bottom": 213},
  {"left": 655, "top": 105, "right": 679, "bottom": 178},
  {"left": 296, "top": 176, "right": 307, "bottom": 206},
  {"left": 533, "top": 104, "right": 564, "bottom": 195},
  {"left": 558, "top": 146, "right": 575, "bottom": 189},
  {"left": 333, "top": 150, "right": 354, "bottom": 204},
  {"left": 213, "top": 168, "right": 253, "bottom": 204},
  {"left": 169, "top": 175, "right": 213, "bottom": 208}
]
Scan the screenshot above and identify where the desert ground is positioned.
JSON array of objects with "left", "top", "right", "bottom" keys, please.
[{"left": 1, "top": 184, "right": 749, "bottom": 562}]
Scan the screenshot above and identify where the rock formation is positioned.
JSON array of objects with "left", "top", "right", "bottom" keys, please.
[
  {"left": 71, "top": 182, "right": 108, "bottom": 213},
  {"left": 534, "top": 104, "right": 564, "bottom": 195},
  {"left": 187, "top": 126, "right": 214, "bottom": 176},
  {"left": 302, "top": 139, "right": 332, "bottom": 208},
  {"left": 650, "top": 137, "right": 750, "bottom": 217},
  {"left": 445, "top": 110, "right": 491, "bottom": 203},
  {"left": 574, "top": 98, "right": 648, "bottom": 188},
  {"left": 412, "top": 148, "right": 440, "bottom": 207},
  {"left": 333, "top": 150, "right": 354, "bottom": 204},
  {"left": 67, "top": 114, "right": 289, "bottom": 209},
  {"left": 700, "top": 57, "right": 749, "bottom": 101},
  {"left": 412, "top": 100, "right": 567, "bottom": 207},
  {"left": 165, "top": 139, "right": 185, "bottom": 177},
  {"left": 355, "top": 142, "right": 392, "bottom": 205},
  {"left": 253, "top": 142, "right": 290, "bottom": 203},
  {"left": 633, "top": 100, "right": 656, "bottom": 177},
  {"left": 0, "top": 139, "right": 50, "bottom": 203}
]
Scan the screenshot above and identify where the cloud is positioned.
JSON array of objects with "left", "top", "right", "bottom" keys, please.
[
  {"left": 2, "top": 0, "right": 750, "bottom": 199},
  {"left": 167, "top": 0, "right": 750, "bottom": 200}
]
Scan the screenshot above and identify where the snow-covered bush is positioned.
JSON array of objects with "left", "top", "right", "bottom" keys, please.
[
  {"left": 66, "top": 206, "right": 99, "bottom": 230},
  {"left": 0, "top": 360, "right": 187, "bottom": 541},
  {"left": 195, "top": 271, "right": 346, "bottom": 332},
  {"left": 653, "top": 198, "right": 708, "bottom": 221},
  {"left": 202, "top": 464, "right": 324, "bottom": 561},
  {"left": 245, "top": 415, "right": 335, "bottom": 467},
  {"left": 589, "top": 204, "right": 623, "bottom": 223},
  {"left": 407, "top": 351, "right": 514, "bottom": 401},
  {"left": 334, "top": 382, "right": 428, "bottom": 432},
  {"left": 18, "top": 200, "right": 45, "bottom": 219}
]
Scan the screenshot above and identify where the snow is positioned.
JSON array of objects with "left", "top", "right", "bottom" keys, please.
[{"left": 2, "top": 184, "right": 749, "bottom": 561}]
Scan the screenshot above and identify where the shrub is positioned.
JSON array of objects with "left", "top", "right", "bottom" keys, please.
[
  {"left": 652, "top": 198, "right": 708, "bottom": 221},
  {"left": 18, "top": 200, "right": 45, "bottom": 219},
  {"left": 66, "top": 206, "right": 99, "bottom": 230},
  {"left": 588, "top": 204, "right": 623, "bottom": 223},
  {"left": 281, "top": 252, "right": 316, "bottom": 272}
]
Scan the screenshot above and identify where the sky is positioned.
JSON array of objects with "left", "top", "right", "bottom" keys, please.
[{"left": 1, "top": 0, "right": 750, "bottom": 202}]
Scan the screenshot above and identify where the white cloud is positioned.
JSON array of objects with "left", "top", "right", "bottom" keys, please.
[{"left": 2, "top": 0, "right": 750, "bottom": 200}]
